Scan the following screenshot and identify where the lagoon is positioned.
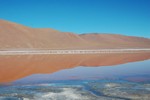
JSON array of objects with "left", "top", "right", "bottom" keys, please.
[{"left": 0, "top": 53, "right": 150, "bottom": 100}]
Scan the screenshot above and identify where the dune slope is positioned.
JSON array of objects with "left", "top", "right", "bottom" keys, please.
[
  {"left": 0, "top": 20, "right": 150, "bottom": 49},
  {"left": 79, "top": 33, "right": 150, "bottom": 48}
]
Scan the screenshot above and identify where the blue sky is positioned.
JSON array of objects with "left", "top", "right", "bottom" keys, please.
[{"left": 0, "top": 0, "right": 150, "bottom": 38}]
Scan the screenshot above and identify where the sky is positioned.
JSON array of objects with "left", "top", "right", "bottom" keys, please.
[{"left": 0, "top": 0, "right": 150, "bottom": 38}]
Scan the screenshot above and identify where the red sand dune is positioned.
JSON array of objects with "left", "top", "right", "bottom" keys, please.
[
  {"left": 0, "top": 20, "right": 150, "bottom": 83},
  {"left": 0, "top": 19, "right": 150, "bottom": 49},
  {"left": 80, "top": 33, "right": 150, "bottom": 48}
]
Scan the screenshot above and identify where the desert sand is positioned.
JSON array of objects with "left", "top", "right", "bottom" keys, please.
[
  {"left": 0, "top": 20, "right": 150, "bottom": 49},
  {"left": 0, "top": 20, "right": 150, "bottom": 83}
]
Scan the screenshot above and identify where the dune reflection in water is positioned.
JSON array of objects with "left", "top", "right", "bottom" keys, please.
[{"left": 0, "top": 53, "right": 150, "bottom": 83}]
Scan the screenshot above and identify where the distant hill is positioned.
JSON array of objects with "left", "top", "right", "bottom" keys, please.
[
  {"left": 0, "top": 20, "right": 150, "bottom": 49},
  {"left": 79, "top": 33, "right": 150, "bottom": 48}
]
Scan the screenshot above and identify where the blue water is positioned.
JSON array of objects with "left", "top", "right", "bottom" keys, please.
[
  {"left": 13, "top": 60, "right": 150, "bottom": 85},
  {"left": 0, "top": 60, "right": 150, "bottom": 100}
]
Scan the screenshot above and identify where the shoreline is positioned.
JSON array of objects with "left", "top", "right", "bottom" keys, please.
[{"left": 0, "top": 49, "right": 150, "bottom": 55}]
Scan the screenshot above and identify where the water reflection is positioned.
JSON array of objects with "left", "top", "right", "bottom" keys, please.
[{"left": 0, "top": 53, "right": 150, "bottom": 83}]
